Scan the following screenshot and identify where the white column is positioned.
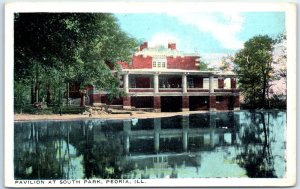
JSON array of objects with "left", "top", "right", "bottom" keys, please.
[
  {"left": 124, "top": 73, "right": 129, "bottom": 93},
  {"left": 209, "top": 75, "right": 214, "bottom": 93},
  {"left": 154, "top": 73, "right": 159, "bottom": 93},
  {"left": 182, "top": 74, "right": 187, "bottom": 93}
]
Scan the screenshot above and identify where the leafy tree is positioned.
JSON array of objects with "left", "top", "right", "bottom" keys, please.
[
  {"left": 234, "top": 35, "right": 274, "bottom": 108},
  {"left": 199, "top": 59, "right": 213, "bottom": 71},
  {"left": 219, "top": 55, "right": 234, "bottom": 72},
  {"left": 14, "top": 13, "right": 138, "bottom": 108}
]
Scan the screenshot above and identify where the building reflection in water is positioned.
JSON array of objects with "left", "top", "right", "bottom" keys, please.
[
  {"left": 14, "top": 111, "right": 286, "bottom": 179},
  {"left": 120, "top": 112, "right": 239, "bottom": 178}
]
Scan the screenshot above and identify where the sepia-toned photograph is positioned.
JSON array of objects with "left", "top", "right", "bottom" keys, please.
[{"left": 4, "top": 1, "right": 296, "bottom": 187}]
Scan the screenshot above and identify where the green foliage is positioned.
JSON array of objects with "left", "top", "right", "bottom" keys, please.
[
  {"left": 234, "top": 35, "right": 274, "bottom": 108},
  {"left": 14, "top": 104, "right": 51, "bottom": 114},
  {"left": 198, "top": 60, "right": 213, "bottom": 71},
  {"left": 13, "top": 105, "right": 86, "bottom": 114},
  {"left": 14, "top": 79, "right": 31, "bottom": 105},
  {"left": 14, "top": 13, "right": 138, "bottom": 109},
  {"left": 219, "top": 55, "right": 234, "bottom": 72},
  {"left": 52, "top": 106, "right": 86, "bottom": 114},
  {"left": 266, "top": 95, "right": 286, "bottom": 109}
]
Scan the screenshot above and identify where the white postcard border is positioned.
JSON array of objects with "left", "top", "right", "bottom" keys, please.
[{"left": 4, "top": 1, "right": 297, "bottom": 187}]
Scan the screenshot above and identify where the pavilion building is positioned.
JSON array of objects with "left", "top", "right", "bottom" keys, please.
[{"left": 87, "top": 42, "right": 240, "bottom": 112}]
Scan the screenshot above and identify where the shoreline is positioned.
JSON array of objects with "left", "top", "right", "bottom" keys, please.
[
  {"left": 14, "top": 110, "right": 212, "bottom": 121},
  {"left": 13, "top": 109, "right": 285, "bottom": 122}
]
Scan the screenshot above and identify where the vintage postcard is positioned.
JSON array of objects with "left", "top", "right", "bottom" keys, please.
[{"left": 4, "top": 1, "right": 296, "bottom": 188}]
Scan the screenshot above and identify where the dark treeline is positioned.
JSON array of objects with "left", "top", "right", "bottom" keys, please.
[{"left": 14, "top": 13, "right": 138, "bottom": 109}]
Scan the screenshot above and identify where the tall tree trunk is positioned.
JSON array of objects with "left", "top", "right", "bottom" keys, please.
[
  {"left": 252, "top": 87, "right": 256, "bottom": 109},
  {"left": 59, "top": 87, "right": 61, "bottom": 106},
  {"left": 58, "top": 75, "right": 62, "bottom": 106},
  {"left": 35, "top": 83, "right": 39, "bottom": 103},
  {"left": 35, "top": 62, "right": 39, "bottom": 103},
  {"left": 262, "top": 74, "right": 267, "bottom": 108},
  {"left": 31, "top": 83, "right": 35, "bottom": 104},
  {"left": 67, "top": 82, "right": 69, "bottom": 106},
  {"left": 46, "top": 84, "right": 51, "bottom": 105}
]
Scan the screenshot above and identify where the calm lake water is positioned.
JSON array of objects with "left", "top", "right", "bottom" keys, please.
[{"left": 14, "top": 110, "right": 286, "bottom": 179}]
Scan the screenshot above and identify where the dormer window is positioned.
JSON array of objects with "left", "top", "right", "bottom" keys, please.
[
  {"left": 153, "top": 61, "right": 157, "bottom": 68},
  {"left": 152, "top": 58, "right": 167, "bottom": 69}
]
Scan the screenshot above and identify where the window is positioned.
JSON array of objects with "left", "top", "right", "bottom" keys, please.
[
  {"left": 152, "top": 58, "right": 167, "bottom": 69},
  {"left": 152, "top": 61, "right": 156, "bottom": 68},
  {"left": 157, "top": 62, "right": 161, "bottom": 68}
]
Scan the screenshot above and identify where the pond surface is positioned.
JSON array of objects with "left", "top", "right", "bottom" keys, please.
[{"left": 14, "top": 110, "right": 286, "bottom": 179}]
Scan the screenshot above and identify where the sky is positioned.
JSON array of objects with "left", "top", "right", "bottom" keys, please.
[{"left": 115, "top": 12, "right": 285, "bottom": 64}]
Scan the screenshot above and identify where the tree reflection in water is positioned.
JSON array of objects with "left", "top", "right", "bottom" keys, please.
[
  {"left": 236, "top": 111, "right": 283, "bottom": 178},
  {"left": 15, "top": 122, "right": 69, "bottom": 179},
  {"left": 14, "top": 120, "right": 135, "bottom": 179},
  {"left": 70, "top": 120, "right": 129, "bottom": 179}
]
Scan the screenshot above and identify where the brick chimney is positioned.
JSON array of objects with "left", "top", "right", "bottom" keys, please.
[
  {"left": 140, "top": 42, "right": 148, "bottom": 51},
  {"left": 168, "top": 42, "right": 176, "bottom": 50}
]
